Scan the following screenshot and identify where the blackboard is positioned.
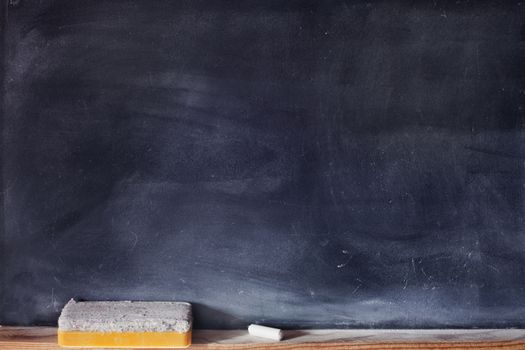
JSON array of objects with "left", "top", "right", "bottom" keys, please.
[{"left": 1, "top": 0, "right": 525, "bottom": 329}]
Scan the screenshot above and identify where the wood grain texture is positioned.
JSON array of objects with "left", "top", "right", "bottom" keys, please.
[{"left": 1, "top": 327, "right": 525, "bottom": 349}]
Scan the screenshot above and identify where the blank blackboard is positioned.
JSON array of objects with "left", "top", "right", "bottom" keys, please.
[{"left": 1, "top": 0, "right": 525, "bottom": 329}]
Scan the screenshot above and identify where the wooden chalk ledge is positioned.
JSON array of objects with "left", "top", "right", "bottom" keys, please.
[{"left": 1, "top": 327, "right": 525, "bottom": 349}]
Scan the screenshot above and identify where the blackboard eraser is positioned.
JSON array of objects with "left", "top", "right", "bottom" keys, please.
[{"left": 57, "top": 299, "right": 192, "bottom": 348}]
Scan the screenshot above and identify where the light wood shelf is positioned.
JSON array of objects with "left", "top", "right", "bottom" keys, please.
[{"left": 1, "top": 326, "right": 525, "bottom": 349}]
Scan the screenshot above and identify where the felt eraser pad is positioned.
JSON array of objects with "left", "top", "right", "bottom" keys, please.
[{"left": 57, "top": 299, "right": 192, "bottom": 348}]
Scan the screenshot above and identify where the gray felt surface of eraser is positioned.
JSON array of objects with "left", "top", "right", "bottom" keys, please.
[{"left": 58, "top": 299, "right": 192, "bottom": 333}]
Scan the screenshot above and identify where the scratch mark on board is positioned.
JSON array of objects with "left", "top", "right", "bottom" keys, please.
[
  {"left": 337, "top": 250, "right": 353, "bottom": 268},
  {"left": 352, "top": 284, "right": 362, "bottom": 294},
  {"left": 130, "top": 231, "right": 138, "bottom": 251},
  {"left": 487, "top": 264, "right": 500, "bottom": 273}
]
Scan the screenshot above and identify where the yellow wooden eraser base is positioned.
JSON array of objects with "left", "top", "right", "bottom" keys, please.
[{"left": 58, "top": 330, "right": 192, "bottom": 348}]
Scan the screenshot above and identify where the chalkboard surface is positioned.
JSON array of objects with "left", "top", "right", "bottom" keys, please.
[{"left": 1, "top": 0, "right": 525, "bottom": 329}]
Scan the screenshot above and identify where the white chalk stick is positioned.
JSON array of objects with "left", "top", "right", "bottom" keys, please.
[{"left": 248, "top": 324, "right": 283, "bottom": 341}]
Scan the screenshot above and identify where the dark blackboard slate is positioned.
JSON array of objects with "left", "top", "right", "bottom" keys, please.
[{"left": 1, "top": 0, "right": 525, "bottom": 329}]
